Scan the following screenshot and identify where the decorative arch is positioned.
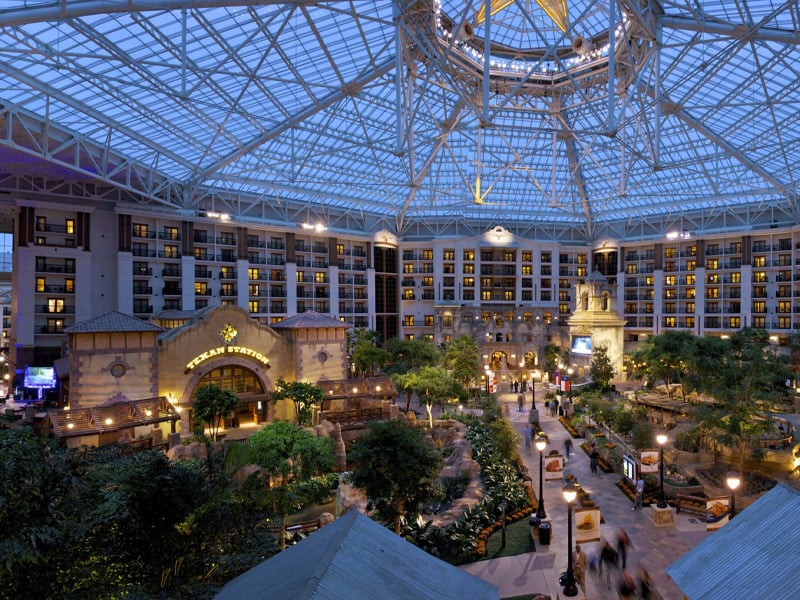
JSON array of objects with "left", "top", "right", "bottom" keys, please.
[{"left": 181, "top": 355, "right": 273, "bottom": 407}]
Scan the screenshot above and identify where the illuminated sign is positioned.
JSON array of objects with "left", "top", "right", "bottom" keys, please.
[
  {"left": 185, "top": 346, "right": 270, "bottom": 372},
  {"left": 622, "top": 455, "right": 637, "bottom": 482},
  {"left": 218, "top": 323, "right": 239, "bottom": 344}
]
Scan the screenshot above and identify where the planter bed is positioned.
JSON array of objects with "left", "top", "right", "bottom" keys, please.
[
  {"left": 580, "top": 441, "right": 615, "bottom": 473},
  {"left": 559, "top": 416, "right": 581, "bottom": 438},
  {"left": 615, "top": 478, "right": 659, "bottom": 507}
]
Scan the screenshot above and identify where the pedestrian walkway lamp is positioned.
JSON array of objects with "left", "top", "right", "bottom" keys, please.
[
  {"left": 535, "top": 436, "right": 547, "bottom": 519},
  {"left": 567, "top": 367, "right": 574, "bottom": 402},
  {"left": 726, "top": 472, "right": 740, "bottom": 518},
  {"left": 562, "top": 483, "right": 578, "bottom": 597},
  {"left": 656, "top": 433, "right": 668, "bottom": 508}
]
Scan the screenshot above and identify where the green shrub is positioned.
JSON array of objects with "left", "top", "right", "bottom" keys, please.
[
  {"left": 613, "top": 407, "right": 636, "bottom": 436},
  {"left": 675, "top": 427, "right": 701, "bottom": 452},
  {"left": 631, "top": 423, "right": 654, "bottom": 449}
]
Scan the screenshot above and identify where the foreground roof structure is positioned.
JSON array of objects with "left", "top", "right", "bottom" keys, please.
[
  {"left": 214, "top": 510, "right": 499, "bottom": 600},
  {"left": 667, "top": 484, "right": 800, "bottom": 600},
  {"left": 0, "top": 1, "right": 799, "bottom": 242}
]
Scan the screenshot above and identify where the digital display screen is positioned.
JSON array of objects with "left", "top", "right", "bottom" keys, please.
[
  {"left": 24, "top": 366, "right": 57, "bottom": 389},
  {"left": 571, "top": 336, "right": 592, "bottom": 355},
  {"left": 622, "top": 455, "right": 637, "bottom": 482}
]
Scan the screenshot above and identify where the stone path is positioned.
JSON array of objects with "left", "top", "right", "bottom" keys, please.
[{"left": 460, "top": 391, "right": 712, "bottom": 600}]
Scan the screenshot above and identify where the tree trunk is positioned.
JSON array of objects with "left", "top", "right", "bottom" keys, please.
[
  {"left": 281, "top": 512, "right": 287, "bottom": 550},
  {"left": 395, "top": 500, "right": 405, "bottom": 534}
]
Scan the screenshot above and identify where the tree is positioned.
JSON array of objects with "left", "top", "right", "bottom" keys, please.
[
  {"left": 391, "top": 370, "right": 419, "bottom": 413},
  {"left": 249, "top": 420, "right": 335, "bottom": 482},
  {"left": 0, "top": 428, "right": 282, "bottom": 599},
  {"left": 589, "top": 344, "right": 614, "bottom": 391},
  {"left": 413, "top": 365, "right": 461, "bottom": 427},
  {"left": 544, "top": 343, "right": 561, "bottom": 380},
  {"left": 348, "top": 328, "right": 388, "bottom": 377},
  {"left": 239, "top": 420, "right": 335, "bottom": 549},
  {"left": 383, "top": 337, "right": 441, "bottom": 374},
  {"left": 630, "top": 330, "right": 695, "bottom": 399},
  {"left": 0, "top": 429, "right": 71, "bottom": 586},
  {"left": 442, "top": 334, "right": 480, "bottom": 388},
  {"left": 694, "top": 328, "right": 791, "bottom": 474},
  {"left": 194, "top": 384, "right": 239, "bottom": 441},
  {"left": 270, "top": 378, "right": 324, "bottom": 426},
  {"left": 686, "top": 335, "right": 729, "bottom": 395},
  {"left": 348, "top": 419, "right": 443, "bottom": 533}
]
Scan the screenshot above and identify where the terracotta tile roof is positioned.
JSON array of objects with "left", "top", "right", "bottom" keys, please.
[
  {"left": 47, "top": 397, "right": 179, "bottom": 439},
  {"left": 65, "top": 311, "right": 163, "bottom": 334},
  {"left": 271, "top": 310, "right": 351, "bottom": 329}
]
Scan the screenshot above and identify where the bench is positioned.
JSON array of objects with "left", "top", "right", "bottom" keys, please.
[{"left": 675, "top": 493, "right": 707, "bottom": 517}]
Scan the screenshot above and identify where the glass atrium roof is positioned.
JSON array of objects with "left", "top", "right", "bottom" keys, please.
[{"left": 0, "top": 1, "right": 798, "bottom": 241}]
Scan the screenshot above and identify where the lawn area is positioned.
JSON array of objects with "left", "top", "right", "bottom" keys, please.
[{"left": 483, "top": 517, "right": 534, "bottom": 559}]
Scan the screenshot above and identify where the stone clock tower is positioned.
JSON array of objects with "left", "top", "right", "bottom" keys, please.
[{"left": 566, "top": 270, "right": 626, "bottom": 376}]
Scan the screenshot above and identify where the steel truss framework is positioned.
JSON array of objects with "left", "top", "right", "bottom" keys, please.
[{"left": 0, "top": 1, "right": 798, "bottom": 242}]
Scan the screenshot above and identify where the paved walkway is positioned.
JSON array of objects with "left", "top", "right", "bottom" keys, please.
[{"left": 460, "top": 391, "right": 711, "bottom": 600}]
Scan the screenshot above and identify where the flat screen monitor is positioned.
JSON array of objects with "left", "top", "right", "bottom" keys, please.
[
  {"left": 24, "top": 366, "right": 57, "bottom": 389},
  {"left": 571, "top": 336, "right": 592, "bottom": 356}
]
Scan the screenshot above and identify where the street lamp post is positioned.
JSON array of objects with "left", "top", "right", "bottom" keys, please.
[
  {"left": 535, "top": 437, "right": 547, "bottom": 519},
  {"left": 530, "top": 371, "right": 537, "bottom": 410},
  {"left": 561, "top": 484, "right": 578, "bottom": 597},
  {"left": 727, "top": 472, "right": 741, "bottom": 518},
  {"left": 656, "top": 433, "right": 668, "bottom": 508},
  {"left": 567, "top": 367, "right": 574, "bottom": 402}
]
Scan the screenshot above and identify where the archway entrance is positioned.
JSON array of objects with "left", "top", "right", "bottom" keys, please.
[{"left": 193, "top": 365, "right": 268, "bottom": 426}]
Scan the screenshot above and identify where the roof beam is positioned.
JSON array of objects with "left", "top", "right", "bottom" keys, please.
[
  {"left": 659, "top": 14, "right": 800, "bottom": 44},
  {"left": 186, "top": 55, "right": 395, "bottom": 191},
  {"left": 0, "top": 1, "right": 301, "bottom": 26}
]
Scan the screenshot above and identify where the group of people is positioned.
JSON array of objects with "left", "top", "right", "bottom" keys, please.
[
  {"left": 574, "top": 530, "right": 653, "bottom": 599},
  {"left": 546, "top": 397, "right": 560, "bottom": 417},
  {"left": 511, "top": 379, "right": 528, "bottom": 393},
  {"left": 513, "top": 393, "right": 658, "bottom": 599}
]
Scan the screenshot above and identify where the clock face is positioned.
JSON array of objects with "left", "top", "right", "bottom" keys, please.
[
  {"left": 218, "top": 323, "right": 238, "bottom": 344},
  {"left": 110, "top": 363, "right": 126, "bottom": 378}
]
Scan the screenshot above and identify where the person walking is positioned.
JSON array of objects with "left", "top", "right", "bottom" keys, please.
[
  {"left": 550, "top": 397, "right": 559, "bottom": 418},
  {"left": 564, "top": 437, "right": 573, "bottom": 460},
  {"left": 617, "top": 569, "right": 636, "bottom": 600},
  {"left": 524, "top": 423, "right": 532, "bottom": 450},
  {"left": 599, "top": 538, "right": 619, "bottom": 591},
  {"left": 616, "top": 528, "right": 633, "bottom": 569},
  {"left": 633, "top": 476, "right": 644, "bottom": 510},
  {"left": 517, "top": 393, "right": 524, "bottom": 412},
  {"left": 589, "top": 444, "right": 599, "bottom": 474},
  {"left": 637, "top": 566, "right": 654, "bottom": 600},
  {"left": 573, "top": 544, "right": 588, "bottom": 597}
]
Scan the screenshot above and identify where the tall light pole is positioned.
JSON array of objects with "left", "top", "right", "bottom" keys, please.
[
  {"left": 562, "top": 484, "right": 578, "bottom": 597},
  {"left": 656, "top": 433, "right": 668, "bottom": 508},
  {"left": 530, "top": 370, "right": 537, "bottom": 410},
  {"left": 535, "top": 437, "right": 547, "bottom": 519},
  {"left": 727, "top": 472, "right": 741, "bottom": 518},
  {"left": 567, "top": 366, "right": 574, "bottom": 403}
]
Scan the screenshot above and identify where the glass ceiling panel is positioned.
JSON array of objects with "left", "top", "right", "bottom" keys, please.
[{"left": 0, "top": 0, "right": 797, "bottom": 239}]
